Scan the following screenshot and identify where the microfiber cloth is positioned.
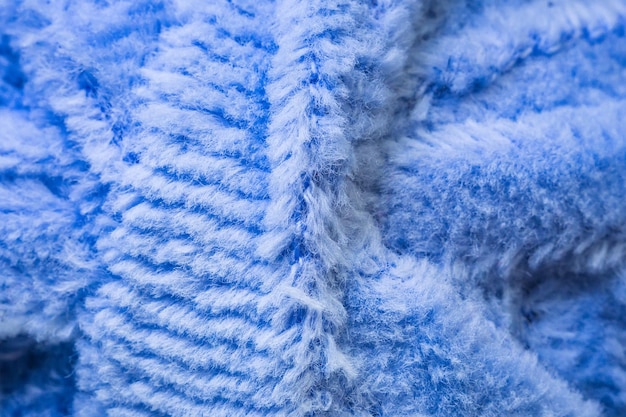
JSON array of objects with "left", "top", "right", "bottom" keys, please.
[{"left": 1, "top": 0, "right": 626, "bottom": 416}]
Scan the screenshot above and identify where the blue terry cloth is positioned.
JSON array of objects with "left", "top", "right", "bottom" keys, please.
[{"left": 1, "top": 0, "right": 626, "bottom": 416}]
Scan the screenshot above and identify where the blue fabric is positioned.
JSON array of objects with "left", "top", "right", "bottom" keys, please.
[{"left": 1, "top": 1, "right": 626, "bottom": 416}]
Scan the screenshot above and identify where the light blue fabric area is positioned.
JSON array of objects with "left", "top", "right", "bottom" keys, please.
[{"left": 1, "top": 1, "right": 625, "bottom": 416}]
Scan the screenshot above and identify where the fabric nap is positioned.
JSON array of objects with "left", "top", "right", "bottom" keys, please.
[{"left": 1, "top": 1, "right": 625, "bottom": 416}]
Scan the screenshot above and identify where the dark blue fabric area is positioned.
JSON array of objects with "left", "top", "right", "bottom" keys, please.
[{"left": 0, "top": 337, "right": 76, "bottom": 416}]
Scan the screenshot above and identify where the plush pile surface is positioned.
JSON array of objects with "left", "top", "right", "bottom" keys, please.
[{"left": 1, "top": 1, "right": 626, "bottom": 416}]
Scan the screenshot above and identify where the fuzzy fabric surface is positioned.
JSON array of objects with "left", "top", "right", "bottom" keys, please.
[{"left": 1, "top": 0, "right": 626, "bottom": 416}]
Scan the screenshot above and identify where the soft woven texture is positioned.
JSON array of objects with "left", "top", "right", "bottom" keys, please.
[{"left": 1, "top": 1, "right": 626, "bottom": 416}]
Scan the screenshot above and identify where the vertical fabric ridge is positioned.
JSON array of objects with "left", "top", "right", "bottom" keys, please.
[
  {"left": 260, "top": 0, "right": 425, "bottom": 414},
  {"left": 261, "top": 1, "right": 375, "bottom": 413}
]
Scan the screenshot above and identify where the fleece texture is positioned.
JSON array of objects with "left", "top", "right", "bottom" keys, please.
[{"left": 1, "top": 0, "right": 626, "bottom": 416}]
